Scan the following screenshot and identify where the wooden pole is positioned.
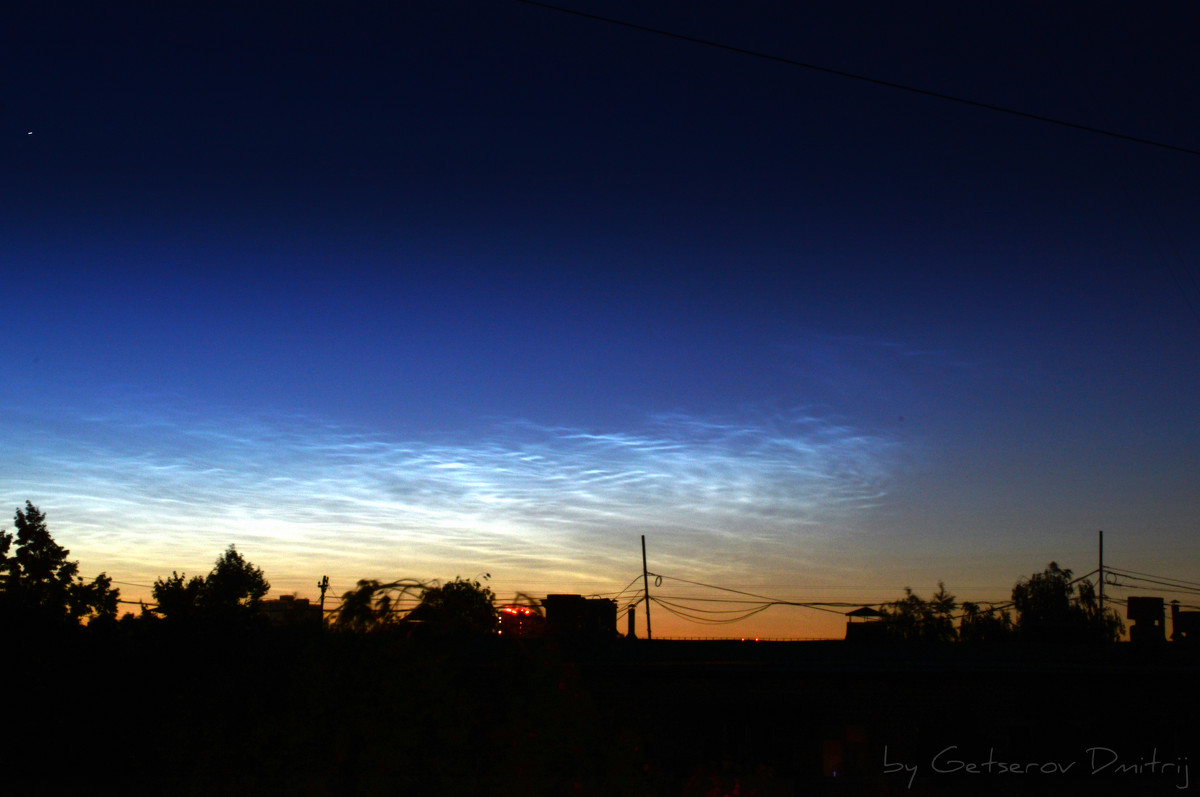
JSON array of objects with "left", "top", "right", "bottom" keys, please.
[{"left": 642, "top": 535, "right": 652, "bottom": 640}]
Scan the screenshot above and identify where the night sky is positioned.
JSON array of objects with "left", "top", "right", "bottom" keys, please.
[{"left": 4, "top": 0, "right": 1198, "bottom": 637}]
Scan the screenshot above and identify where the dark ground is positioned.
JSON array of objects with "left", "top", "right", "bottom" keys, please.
[{"left": 8, "top": 630, "right": 1197, "bottom": 796}]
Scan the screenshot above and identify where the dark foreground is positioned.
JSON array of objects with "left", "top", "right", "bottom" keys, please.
[{"left": 8, "top": 630, "right": 1197, "bottom": 796}]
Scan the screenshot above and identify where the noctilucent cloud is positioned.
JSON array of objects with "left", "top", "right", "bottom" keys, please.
[{"left": 3, "top": 1, "right": 1198, "bottom": 637}]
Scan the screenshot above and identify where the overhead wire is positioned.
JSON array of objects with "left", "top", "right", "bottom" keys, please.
[
  {"left": 521, "top": 2, "right": 1200, "bottom": 332},
  {"left": 1104, "top": 574, "right": 1200, "bottom": 598},
  {"left": 648, "top": 571, "right": 792, "bottom": 603},
  {"left": 653, "top": 597, "right": 773, "bottom": 615},
  {"left": 515, "top": 0, "right": 1200, "bottom": 158},
  {"left": 652, "top": 597, "right": 773, "bottom": 625},
  {"left": 649, "top": 594, "right": 895, "bottom": 607},
  {"left": 644, "top": 571, "right": 868, "bottom": 626},
  {"left": 1105, "top": 566, "right": 1200, "bottom": 590},
  {"left": 611, "top": 573, "right": 647, "bottom": 604}
]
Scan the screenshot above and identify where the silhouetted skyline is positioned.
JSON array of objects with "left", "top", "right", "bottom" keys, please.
[{"left": 3, "top": 1, "right": 1198, "bottom": 638}]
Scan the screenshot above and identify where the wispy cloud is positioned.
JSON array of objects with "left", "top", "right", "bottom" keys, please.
[{"left": 1, "top": 399, "right": 901, "bottom": 599}]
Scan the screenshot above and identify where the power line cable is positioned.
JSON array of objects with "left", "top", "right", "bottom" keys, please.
[
  {"left": 649, "top": 573, "right": 859, "bottom": 618},
  {"left": 654, "top": 597, "right": 773, "bottom": 615},
  {"left": 1111, "top": 596, "right": 1200, "bottom": 612},
  {"left": 1105, "top": 571, "right": 1200, "bottom": 596},
  {"left": 1071, "top": 568, "right": 1100, "bottom": 586},
  {"left": 516, "top": 0, "right": 1200, "bottom": 158},
  {"left": 771, "top": 601, "right": 854, "bottom": 616},
  {"left": 652, "top": 597, "right": 773, "bottom": 625},
  {"left": 651, "top": 594, "right": 898, "bottom": 607},
  {"left": 647, "top": 571, "right": 792, "bottom": 603},
  {"left": 611, "top": 574, "right": 647, "bottom": 604},
  {"left": 1106, "top": 574, "right": 1200, "bottom": 594},
  {"left": 1106, "top": 566, "right": 1200, "bottom": 590}
]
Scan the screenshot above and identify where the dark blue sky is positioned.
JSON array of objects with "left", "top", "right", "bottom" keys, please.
[{"left": 4, "top": 0, "right": 1198, "bottom": 635}]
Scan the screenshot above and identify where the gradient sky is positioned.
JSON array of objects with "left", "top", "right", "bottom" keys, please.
[{"left": 3, "top": 1, "right": 1198, "bottom": 637}]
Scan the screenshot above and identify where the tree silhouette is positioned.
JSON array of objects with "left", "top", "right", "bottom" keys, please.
[
  {"left": 203, "top": 544, "right": 269, "bottom": 611},
  {"left": 1011, "top": 562, "right": 1123, "bottom": 642},
  {"left": 0, "top": 501, "right": 119, "bottom": 628},
  {"left": 879, "top": 565, "right": 1125, "bottom": 644},
  {"left": 151, "top": 544, "right": 269, "bottom": 623},
  {"left": 879, "top": 582, "right": 958, "bottom": 641},
  {"left": 333, "top": 575, "right": 497, "bottom": 635},
  {"left": 958, "top": 600, "right": 1014, "bottom": 642},
  {"left": 333, "top": 578, "right": 428, "bottom": 632},
  {"left": 409, "top": 576, "right": 497, "bottom": 636},
  {"left": 151, "top": 571, "right": 207, "bottom": 622}
]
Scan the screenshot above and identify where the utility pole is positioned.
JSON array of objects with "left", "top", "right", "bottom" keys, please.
[
  {"left": 641, "top": 535, "right": 652, "bottom": 640},
  {"left": 1098, "top": 530, "right": 1104, "bottom": 609},
  {"left": 318, "top": 575, "right": 330, "bottom": 615}
]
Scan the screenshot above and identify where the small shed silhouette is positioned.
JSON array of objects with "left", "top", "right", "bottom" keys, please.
[{"left": 844, "top": 606, "right": 884, "bottom": 641}]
